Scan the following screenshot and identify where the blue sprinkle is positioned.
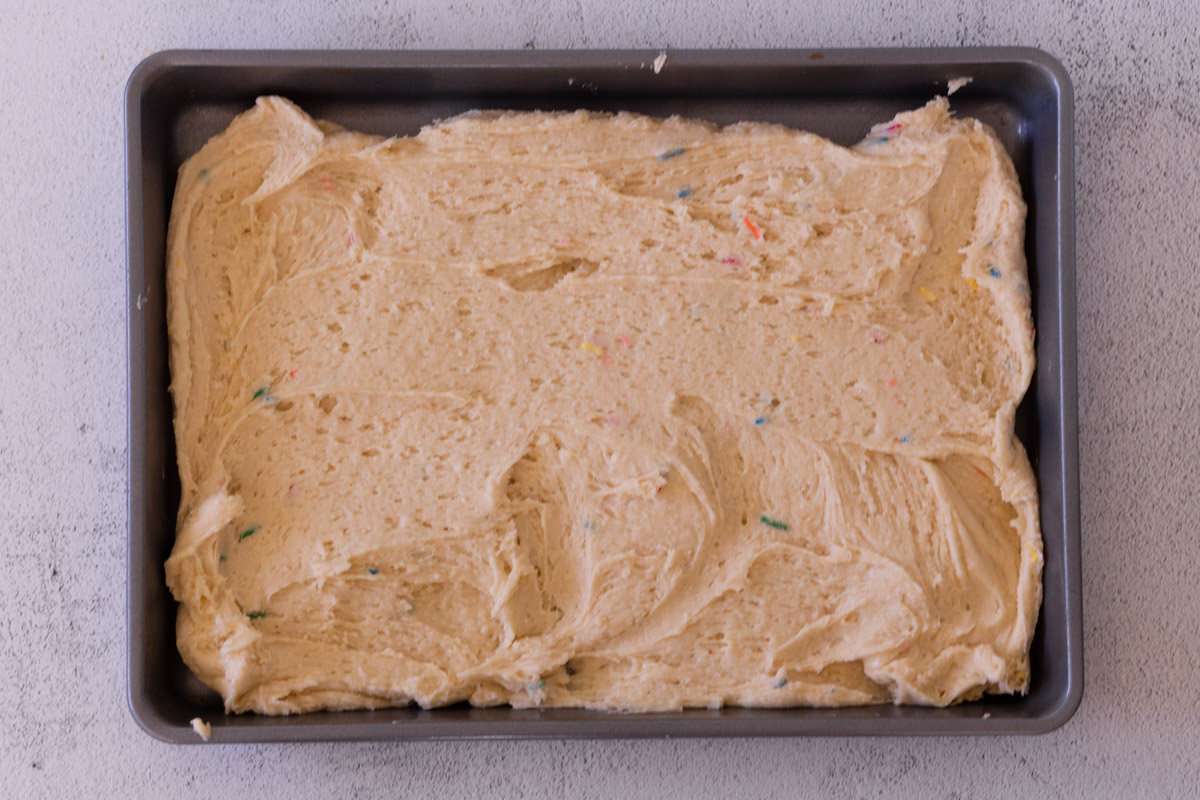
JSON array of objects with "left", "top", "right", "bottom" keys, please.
[
  {"left": 754, "top": 417, "right": 767, "bottom": 426},
  {"left": 527, "top": 679, "right": 547, "bottom": 691},
  {"left": 675, "top": 187, "right": 693, "bottom": 199},
  {"left": 658, "top": 147, "right": 686, "bottom": 160},
  {"left": 988, "top": 267, "right": 1001, "bottom": 279},
  {"left": 367, "top": 567, "right": 379, "bottom": 575},
  {"left": 582, "top": 518, "right": 595, "bottom": 531},
  {"left": 900, "top": 435, "right": 911, "bottom": 444},
  {"left": 1017, "top": 284, "right": 1027, "bottom": 294},
  {"left": 772, "top": 677, "right": 788, "bottom": 688}
]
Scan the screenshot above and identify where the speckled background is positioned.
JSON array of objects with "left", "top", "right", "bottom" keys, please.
[{"left": 2, "top": 0, "right": 1198, "bottom": 796}]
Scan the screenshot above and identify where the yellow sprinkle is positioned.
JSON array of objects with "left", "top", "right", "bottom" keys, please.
[
  {"left": 789, "top": 335, "right": 800, "bottom": 343},
  {"left": 1027, "top": 544, "right": 1041, "bottom": 562},
  {"left": 918, "top": 286, "right": 938, "bottom": 302},
  {"left": 580, "top": 342, "right": 605, "bottom": 357},
  {"left": 966, "top": 277, "right": 978, "bottom": 292}
]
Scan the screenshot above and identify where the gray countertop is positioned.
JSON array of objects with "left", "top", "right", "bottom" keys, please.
[{"left": 2, "top": 0, "right": 1198, "bottom": 796}]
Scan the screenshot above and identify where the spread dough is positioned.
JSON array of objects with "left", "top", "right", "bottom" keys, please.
[{"left": 165, "top": 96, "right": 1041, "bottom": 714}]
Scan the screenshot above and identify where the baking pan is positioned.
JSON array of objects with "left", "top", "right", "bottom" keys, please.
[{"left": 126, "top": 48, "right": 1080, "bottom": 742}]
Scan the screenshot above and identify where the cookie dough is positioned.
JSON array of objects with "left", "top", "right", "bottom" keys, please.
[{"left": 164, "top": 96, "right": 1040, "bottom": 714}]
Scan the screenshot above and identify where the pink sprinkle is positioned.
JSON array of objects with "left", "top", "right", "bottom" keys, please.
[
  {"left": 886, "top": 123, "right": 902, "bottom": 135},
  {"left": 347, "top": 232, "right": 357, "bottom": 246},
  {"left": 287, "top": 483, "right": 298, "bottom": 500},
  {"left": 604, "top": 416, "right": 621, "bottom": 427},
  {"left": 319, "top": 178, "right": 337, "bottom": 193},
  {"left": 871, "top": 330, "right": 887, "bottom": 345},
  {"left": 616, "top": 334, "right": 632, "bottom": 349},
  {"left": 556, "top": 236, "right": 572, "bottom": 247},
  {"left": 721, "top": 257, "right": 743, "bottom": 269}
]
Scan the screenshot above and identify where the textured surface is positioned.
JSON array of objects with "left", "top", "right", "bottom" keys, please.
[
  {"left": 165, "top": 97, "right": 1037, "bottom": 713},
  {"left": 1, "top": 0, "right": 1197, "bottom": 796}
]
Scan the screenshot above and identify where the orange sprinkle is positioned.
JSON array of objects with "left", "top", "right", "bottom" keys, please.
[
  {"left": 288, "top": 368, "right": 299, "bottom": 380},
  {"left": 742, "top": 215, "right": 761, "bottom": 240},
  {"left": 966, "top": 277, "right": 978, "bottom": 292},
  {"left": 887, "top": 378, "right": 897, "bottom": 388}
]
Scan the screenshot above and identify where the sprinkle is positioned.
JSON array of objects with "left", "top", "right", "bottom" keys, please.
[
  {"left": 754, "top": 417, "right": 768, "bottom": 426},
  {"left": 789, "top": 335, "right": 800, "bottom": 343},
  {"left": 238, "top": 525, "right": 260, "bottom": 542},
  {"left": 742, "top": 215, "right": 762, "bottom": 240},
  {"left": 318, "top": 178, "right": 336, "bottom": 193},
  {"left": 887, "top": 378, "right": 897, "bottom": 388},
  {"left": 872, "top": 136, "right": 890, "bottom": 144},
  {"left": 287, "top": 483, "right": 297, "bottom": 500},
  {"left": 367, "top": 567, "right": 379, "bottom": 575},
  {"left": 870, "top": 330, "right": 887, "bottom": 345},
  {"left": 556, "top": 235, "right": 572, "bottom": 247},
  {"left": 601, "top": 356, "right": 614, "bottom": 367},
  {"left": 347, "top": 232, "right": 357, "bottom": 246},
  {"left": 772, "top": 677, "right": 788, "bottom": 689},
  {"left": 918, "top": 287, "right": 937, "bottom": 302},
  {"left": 966, "top": 277, "right": 979, "bottom": 292},
  {"left": 657, "top": 147, "right": 686, "bottom": 161},
  {"left": 900, "top": 435, "right": 912, "bottom": 444},
  {"left": 675, "top": 187, "right": 693, "bottom": 199},
  {"left": 580, "top": 341, "right": 606, "bottom": 357},
  {"left": 603, "top": 416, "right": 621, "bottom": 427},
  {"left": 885, "top": 123, "right": 902, "bottom": 135},
  {"left": 616, "top": 334, "right": 632, "bottom": 349},
  {"left": 721, "top": 256, "right": 743, "bottom": 268},
  {"left": 988, "top": 267, "right": 1001, "bottom": 279},
  {"left": 252, "top": 385, "right": 270, "bottom": 400},
  {"left": 582, "top": 518, "right": 595, "bottom": 531},
  {"left": 197, "top": 169, "right": 210, "bottom": 184},
  {"left": 759, "top": 515, "right": 789, "bottom": 531},
  {"left": 219, "top": 554, "right": 226, "bottom": 563},
  {"left": 1028, "top": 544, "right": 1041, "bottom": 562},
  {"left": 288, "top": 368, "right": 299, "bottom": 380},
  {"left": 527, "top": 679, "right": 547, "bottom": 691},
  {"left": 246, "top": 610, "right": 267, "bottom": 619},
  {"left": 973, "top": 465, "right": 988, "bottom": 477}
]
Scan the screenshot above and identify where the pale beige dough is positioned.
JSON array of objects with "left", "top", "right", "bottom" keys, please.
[{"left": 164, "top": 96, "right": 1041, "bottom": 714}]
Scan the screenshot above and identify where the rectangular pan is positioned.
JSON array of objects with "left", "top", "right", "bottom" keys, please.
[{"left": 126, "top": 48, "right": 1080, "bottom": 742}]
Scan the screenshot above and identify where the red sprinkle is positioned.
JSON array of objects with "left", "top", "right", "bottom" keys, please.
[
  {"left": 721, "top": 256, "right": 743, "bottom": 268},
  {"left": 288, "top": 368, "right": 299, "bottom": 379},
  {"left": 886, "top": 123, "right": 902, "bottom": 135},
  {"left": 742, "top": 215, "right": 762, "bottom": 240},
  {"left": 871, "top": 330, "right": 887, "bottom": 345},
  {"left": 319, "top": 178, "right": 337, "bottom": 193}
]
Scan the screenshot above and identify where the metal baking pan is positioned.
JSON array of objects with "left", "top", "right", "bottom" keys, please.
[{"left": 126, "top": 48, "right": 1080, "bottom": 742}]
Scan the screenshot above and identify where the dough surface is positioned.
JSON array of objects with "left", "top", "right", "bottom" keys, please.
[{"left": 164, "top": 96, "right": 1041, "bottom": 714}]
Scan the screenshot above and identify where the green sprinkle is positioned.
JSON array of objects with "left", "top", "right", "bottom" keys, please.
[
  {"left": 238, "top": 525, "right": 260, "bottom": 542},
  {"left": 219, "top": 554, "right": 226, "bottom": 563},
  {"left": 772, "top": 677, "right": 788, "bottom": 689},
  {"left": 367, "top": 567, "right": 379, "bottom": 575},
  {"left": 527, "top": 679, "right": 547, "bottom": 691},
  {"left": 657, "top": 147, "right": 686, "bottom": 161},
  {"left": 246, "top": 610, "right": 267, "bottom": 619},
  {"left": 252, "top": 385, "right": 270, "bottom": 400},
  {"left": 759, "top": 515, "right": 789, "bottom": 531},
  {"left": 198, "top": 168, "right": 210, "bottom": 184}
]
